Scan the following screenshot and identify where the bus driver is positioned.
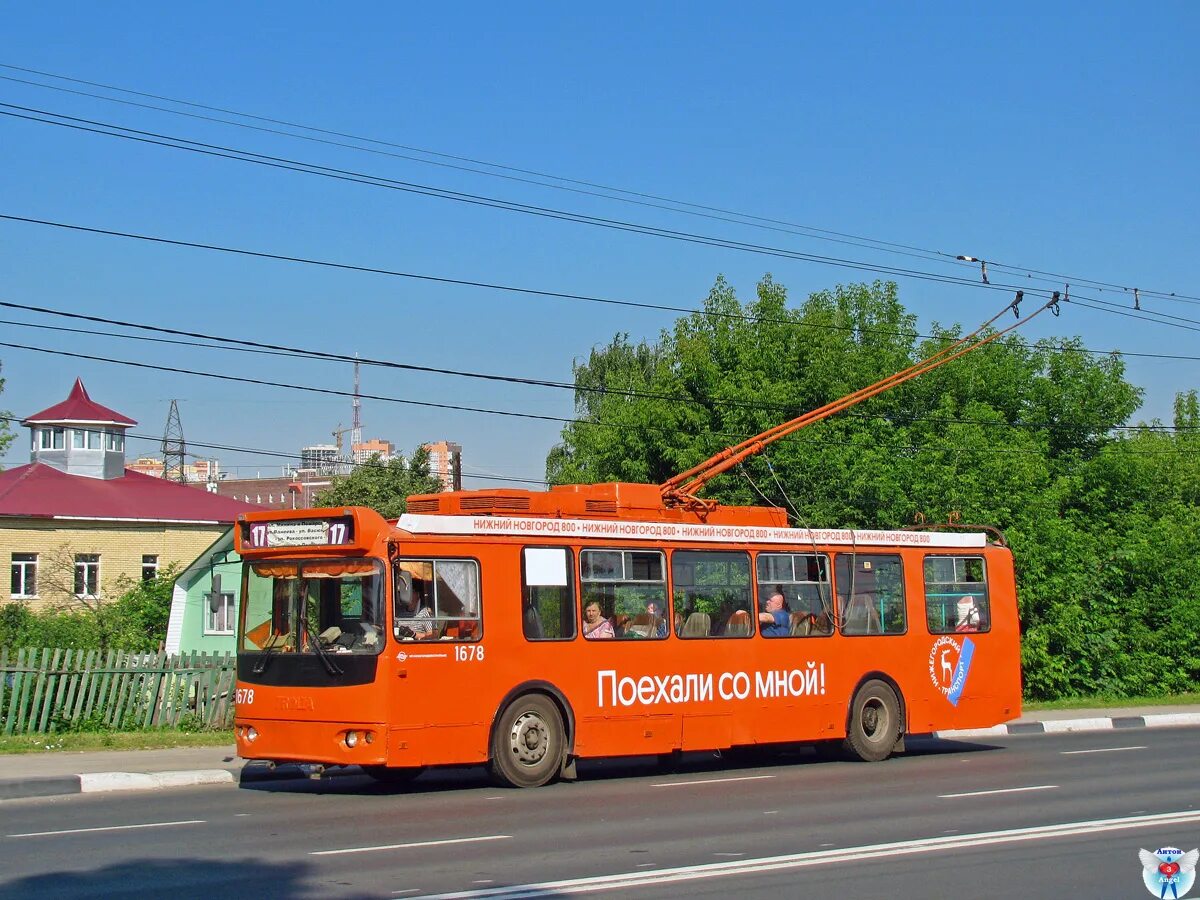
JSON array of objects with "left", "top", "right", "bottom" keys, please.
[{"left": 395, "top": 570, "right": 434, "bottom": 639}]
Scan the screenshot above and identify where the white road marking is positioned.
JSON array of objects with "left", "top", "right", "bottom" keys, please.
[
  {"left": 10, "top": 819, "right": 206, "bottom": 838},
  {"left": 312, "top": 835, "right": 511, "bottom": 856},
  {"left": 1060, "top": 746, "right": 1146, "bottom": 755},
  {"left": 651, "top": 775, "right": 775, "bottom": 788},
  {"left": 408, "top": 809, "right": 1200, "bottom": 898},
  {"left": 938, "top": 784, "right": 1057, "bottom": 799},
  {"left": 392, "top": 890, "right": 421, "bottom": 896},
  {"left": 713, "top": 852, "right": 744, "bottom": 857}
]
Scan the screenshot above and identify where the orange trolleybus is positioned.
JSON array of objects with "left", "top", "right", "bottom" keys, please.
[
  {"left": 232, "top": 482, "right": 1021, "bottom": 787},
  {"left": 231, "top": 294, "right": 1044, "bottom": 787}
]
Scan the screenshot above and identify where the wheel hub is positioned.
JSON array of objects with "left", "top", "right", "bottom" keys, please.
[
  {"left": 862, "top": 699, "right": 885, "bottom": 738},
  {"left": 509, "top": 711, "right": 548, "bottom": 766}
]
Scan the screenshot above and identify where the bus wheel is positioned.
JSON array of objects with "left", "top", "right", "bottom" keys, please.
[
  {"left": 360, "top": 765, "right": 424, "bottom": 784},
  {"left": 843, "top": 680, "right": 902, "bottom": 762},
  {"left": 490, "top": 694, "right": 565, "bottom": 788}
]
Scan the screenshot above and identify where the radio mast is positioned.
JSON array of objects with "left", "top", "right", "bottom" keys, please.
[{"left": 350, "top": 356, "right": 362, "bottom": 461}]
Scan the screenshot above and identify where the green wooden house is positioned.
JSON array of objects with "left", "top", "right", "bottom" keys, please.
[{"left": 165, "top": 529, "right": 241, "bottom": 655}]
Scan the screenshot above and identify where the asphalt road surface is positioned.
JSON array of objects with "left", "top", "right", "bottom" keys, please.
[{"left": 2, "top": 727, "right": 1198, "bottom": 899}]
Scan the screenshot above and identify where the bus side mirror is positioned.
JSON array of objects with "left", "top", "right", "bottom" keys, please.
[
  {"left": 394, "top": 570, "right": 412, "bottom": 617},
  {"left": 209, "top": 574, "right": 223, "bottom": 613}
]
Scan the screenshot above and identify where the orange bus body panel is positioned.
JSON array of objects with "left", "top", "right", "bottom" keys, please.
[{"left": 232, "top": 487, "right": 1022, "bottom": 772}]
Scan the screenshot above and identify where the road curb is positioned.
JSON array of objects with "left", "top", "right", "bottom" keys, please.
[
  {"left": 4, "top": 712, "right": 1200, "bottom": 799},
  {"left": 78, "top": 769, "right": 236, "bottom": 793},
  {"left": 0, "top": 762, "right": 369, "bottom": 801},
  {"left": 934, "top": 711, "right": 1200, "bottom": 740}
]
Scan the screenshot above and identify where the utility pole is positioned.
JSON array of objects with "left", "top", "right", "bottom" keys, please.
[{"left": 162, "top": 399, "right": 187, "bottom": 483}]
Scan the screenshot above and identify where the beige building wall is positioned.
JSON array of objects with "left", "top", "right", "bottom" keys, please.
[{"left": 3, "top": 518, "right": 230, "bottom": 611}]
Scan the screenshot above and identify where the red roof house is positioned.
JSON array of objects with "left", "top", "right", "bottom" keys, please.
[{"left": 3, "top": 379, "right": 260, "bottom": 609}]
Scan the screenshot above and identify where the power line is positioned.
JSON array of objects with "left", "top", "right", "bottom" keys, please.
[
  {"left": 1, "top": 336, "right": 1195, "bottom": 436},
  {"left": 3, "top": 61, "right": 1196, "bottom": 306},
  {"left": 4, "top": 215, "right": 1198, "bottom": 363},
  {"left": 4, "top": 306, "right": 1199, "bottom": 434},
  {"left": 0, "top": 71, "right": 968, "bottom": 271},
  {"left": 0, "top": 102, "right": 1095, "bottom": 299},
  {"left": 6, "top": 102, "right": 1198, "bottom": 334}
]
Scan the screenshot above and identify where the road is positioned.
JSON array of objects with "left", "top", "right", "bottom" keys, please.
[{"left": 1, "top": 727, "right": 1197, "bottom": 898}]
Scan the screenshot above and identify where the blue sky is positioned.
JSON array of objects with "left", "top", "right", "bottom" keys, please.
[{"left": 2, "top": 3, "right": 1197, "bottom": 486}]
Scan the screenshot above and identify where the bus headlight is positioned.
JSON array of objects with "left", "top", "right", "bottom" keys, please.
[
  {"left": 345, "top": 730, "right": 359, "bottom": 748},
  {"left": 246, "top": 727, "right": 258, "bottom": 743}
]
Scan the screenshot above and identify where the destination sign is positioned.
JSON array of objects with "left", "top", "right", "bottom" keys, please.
[{"left": 243, "top": 517, "right": 353, "bottom": 549}]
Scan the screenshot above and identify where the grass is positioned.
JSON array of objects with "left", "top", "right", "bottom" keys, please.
[
  {"left": 1024, "top": 691, "right": 1200, "bottom": 711},
  {"left": 0, "top": 729, "right": 234, "bottom": 755}
]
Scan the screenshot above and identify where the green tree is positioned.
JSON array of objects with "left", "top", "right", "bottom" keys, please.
[
  {"left": 548, "top": 275, "right": 1194, "bottom": 701},
  {"left": 105, "top": 565, "right": 182, "bottom": 651},
  {"left": 314, "top": 448, "right": 443, "bottom": 518}
]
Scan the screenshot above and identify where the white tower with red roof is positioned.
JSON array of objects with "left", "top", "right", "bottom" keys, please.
[{"left": 21, "top": 378, "right": 137, "bottom": 480}]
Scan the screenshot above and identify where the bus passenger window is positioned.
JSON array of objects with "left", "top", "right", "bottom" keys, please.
[
  {"left": 755, "top": 553, "right": 833, "bottom": 638},
  {"left": 924, "top": 556, "right": 989, "bottom": 634},
  {"left": 836, "top": 554, "right": 905, "bottom": 635},
  {"left": 672, "top": 550, "right": 752, "bottom": 639},
  {"left": 394, "top": 558, "right": 482, "bottom": 642},
  {"left": 581, "top": 549, "right": 667, "bottom": 640},
  {"left": 522, "top": 547, "right": 576, "bottom": 640}
]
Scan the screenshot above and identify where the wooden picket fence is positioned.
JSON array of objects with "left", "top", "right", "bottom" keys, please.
[{"left": 0, "top": 648, "right": 236, "bottom": 735}]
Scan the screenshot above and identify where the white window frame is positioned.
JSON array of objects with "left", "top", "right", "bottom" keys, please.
[
  {"left": 205, "top": 591, "right": 236, "bottom": 634},
  {"left": 11, "top": 553, "right": 38, "bottom": 598},
  {"left": 74, "top": 554, "right": 100, "bottom": 598},
  {"left": 142, "top": 554, "right": 159, "bottom": 582}
]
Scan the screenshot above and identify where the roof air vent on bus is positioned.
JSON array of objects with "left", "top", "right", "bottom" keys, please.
[{"left": 459, "top": 496, "right": 532, "bottom": 512}]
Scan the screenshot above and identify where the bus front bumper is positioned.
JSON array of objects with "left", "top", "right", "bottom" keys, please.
[{"left": 235, "top": 718, "right": 388, "bottom": 767}]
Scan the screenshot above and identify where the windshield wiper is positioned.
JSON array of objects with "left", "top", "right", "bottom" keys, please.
[
  {"left": 252, "top": 636, "right": 285, "bottom": 674},
  {"left": 300, "top": 611, "right": 344, "bottom": 676}
]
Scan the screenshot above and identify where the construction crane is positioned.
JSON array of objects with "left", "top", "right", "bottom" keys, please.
[{"left": 332, "top": 423, "right": 352, "bottom": 455}]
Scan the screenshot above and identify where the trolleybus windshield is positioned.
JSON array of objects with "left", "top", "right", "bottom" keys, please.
[{"left": 239, "top": 558, "right": 386, "bottom": 658}]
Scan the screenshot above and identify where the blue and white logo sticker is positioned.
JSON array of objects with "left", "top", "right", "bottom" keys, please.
[
  {"left": 1140, "top": 847, "right": 1198, "bottom": 898},
  {"left": 928, "top": 636, "right": 975, "bottom": 707}
]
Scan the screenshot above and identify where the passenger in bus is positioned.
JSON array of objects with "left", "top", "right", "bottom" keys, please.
[
  {"left": 583, "top": 601, "right": 615, "bottom": 639},
  {"left": 955, "top": 595, "right": 982, "bottom": 632},
  {"left": 644, "top": 601, "right": 669, "bottom": 637},
  {"left": 759, "top": 591, "right": 791, "bottom": 637},
  {"left": 612, "top": 613, "right": 631, "bottom": 638}
]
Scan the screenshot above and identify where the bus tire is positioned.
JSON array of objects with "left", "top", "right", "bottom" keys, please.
[
  {"left": 490, "top": 693, "right": 566, "bottom": 788},
  {"left": 843, "top": 679, "right": 902, "bottom": 762},
  {"left": 360, "top": 765, "right": 424, "bottom": 784}
]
